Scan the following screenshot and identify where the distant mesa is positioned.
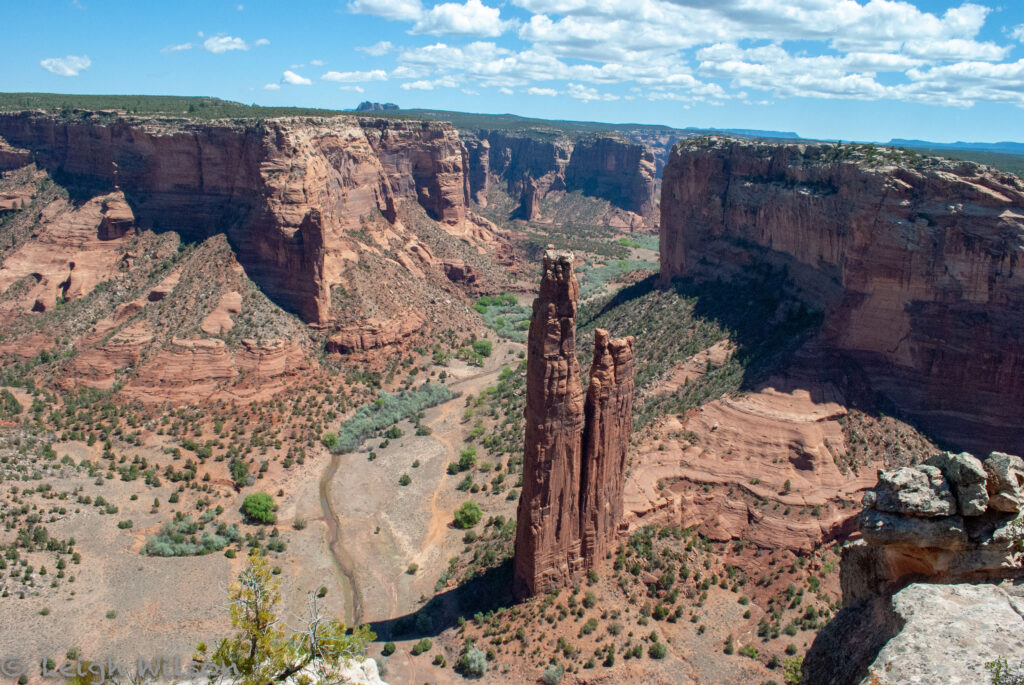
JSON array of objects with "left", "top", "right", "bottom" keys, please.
[{"left": 355, "top": 101, "right": 399, "bottom": 112}]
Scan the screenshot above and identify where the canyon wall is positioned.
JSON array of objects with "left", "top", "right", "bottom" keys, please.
[
  {"left": 660, "top": 137, "right": 1024, "bottom": 455},
  {"left": 0, "top": 112, "right": 482, "bottom": 325},
  {"left": 463, "top": 130, "right": 656, "bottom": 221},
  {"left": 513, "top": 250, "right": 635, "bottom": 598}
]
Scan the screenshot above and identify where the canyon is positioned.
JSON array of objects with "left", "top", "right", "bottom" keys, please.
[{"left": 660, "top": 136, "right": 1024, "bottom": 456}]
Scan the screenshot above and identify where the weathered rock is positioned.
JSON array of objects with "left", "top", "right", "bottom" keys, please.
[
  {"left": 580, "top": 329, "right": 635, "bottom": 567},
  {"left": 514, "top": 252, "right": 635, "bottom": 598},
  {"left": 0, "top": 111, "right": 494, "bottom": 326},
  {"left": 803, "top": 581, "right": 1024, "bottom": 685},
  {"left": 859, "top": 509, "right": 966, "bottom": 548},
  {"left": 513, "top": 249, "right": 585, "bottom": 598},
  {"left": 463, "top": 129, "right": 657, "bottom": 220},
  {"left": 985, "top": 451, "right": 1024, "bottom": 513},
  {"left": 926, "top": 451, "right": 989, "bottom": 516},
  {"left": 660, "top": 137, "right": 1024, "bottom": 455},
  {"left": 870, "top": 465, "right": 957, "bottom": 517}
]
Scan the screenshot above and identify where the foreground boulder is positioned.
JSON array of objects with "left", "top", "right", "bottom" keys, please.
[{"left": 804, "top": 450, "right": 1024, "bottom": 684}]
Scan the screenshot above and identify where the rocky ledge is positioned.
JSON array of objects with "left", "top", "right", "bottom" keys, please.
[{"left": 803, "top": 450, "right": 1024, "bottom": 684}]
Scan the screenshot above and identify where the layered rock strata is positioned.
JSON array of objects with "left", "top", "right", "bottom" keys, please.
[
  {"left": 659, "top": 137, "right": 1024, "bottom": 455},
  {"left": 513, "top": 250, "right": 635, "bottom": 598},
  {"left": 803, "top": 450, "right": 1024, "bottom": 684},
  {"left": 0, "top": 111, "right": 494, "bottom": 326},
  {"left": 462, "top": 131, "right": 656, "bottom": 221}
]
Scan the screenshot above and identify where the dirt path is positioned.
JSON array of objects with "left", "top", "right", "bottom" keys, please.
[
  {"left": 315, "top": 359, "right": 514, "bottom": 625},
  {"left": 318, "top": 451, "right": 363, "bottom": 625}
]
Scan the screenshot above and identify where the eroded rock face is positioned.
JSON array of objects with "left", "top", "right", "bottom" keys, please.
[
  {"left": 514, "top": 250, "right": 585, "bottom": 598},
  {"left": 0, "top": 111, "right": 490, "bottom": 326},
  {"left": 580, "top": 329, "right": 635, "bottom": 568},
  {"left": 513, "top": 251, "right": 635, "bottom": 598},
  {"left": 659, "top": 137, "right": 1024, "bottom": 455},
  {"left": 847, "top": 451, "right": 1023, "bottom": 601},
  {"left": 463, "top": 130, "right": 656, "bottom": 221}
]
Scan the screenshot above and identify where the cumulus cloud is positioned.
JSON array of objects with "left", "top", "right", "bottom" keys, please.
[
  {"left": 401, "top": 76, "right": 459, "bottom": 90},
  {"left": 264, "top": 83, "right": 281, "bottom": 90},
  {"left": 368, "top": 0, "right": 1023, "bottom": 108},
  {"left": 348, "top": 0, "right": 422, "bottom": 21},
  {"left": 338, "top": 85, "right": 366, "bottom": 92},
  {"left": 282, "top": 70, "right": 312, "bottom": 85},
  {"left": 253, "top": 38, "right": 270, "bottom": 46},
  {"left": 322, "top": 69, "right": 388, "bottom": 82},
  {"left": 161, "top": 43, "right": 193, "bottom": 53},
  {"left": 40, "top": 55, "right": 91, "bottom": 76},
  {"left": 203, "top": 35, "right": 248, "bottom": 53},
  {"left": 412, "top": 0, "right": 514, "bottom": 37},
  {"left": 525, "top": 86, "right": 558, "bottom": 96},
  {"left": 357, "top": 41, "right": 394, "bottom": 56},
  {"left": 310, "top": 59, "right": 325, "bottom": 66}
]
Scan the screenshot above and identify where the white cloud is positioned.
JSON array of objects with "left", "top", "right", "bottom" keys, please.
[
  {"left": 357, "top": 41, "right": 394, "bottom": 56},
  {"left": 282, "top": 70, "right": 312, "bottom": 85},
  {"left": 525, "top": 86, "right": 558, "bottom": 96},
  {"left": 499, "top": 87, "right": 514, "bottom": 94},
  {"left": 401, "top": 76, "right": 459, "bottom": 90},
  {"left": 348, "top": 0, "right": 422, "bottom": 21},
  {"left": 338, "top": 85, "right": 366, "bottom": 92},
  {"left": 203, "top": 35, "right": 248, "bottom": 53},
  {"left": 310, "top": 59, "right": 325, "bottom": 66},
  {"left": 1009, "top": 25, "right": 1024, "bottom": 42},
  {"left": 162, "top": 43, "right": 192, "bottom": 54},
  {"left": 40, "top": 55, "right": 91, "bottom": 76},
  {"left": 567, "top": 82, "right": 618, "bottom": 101},
  {"left": 264, "top": 83, "right": 281, "bottom": 91},
  {"left": 412, "top": 0, "right": 514, "bottom": 37},
  {"left": 254, "top": 38, "right": 270, "bottom": 46},
  {"left": 322, "top": 69, "right": 388, "bottom": 82},
  {"left": 237, "top": 4, "right": 244, "bottom": 10}
]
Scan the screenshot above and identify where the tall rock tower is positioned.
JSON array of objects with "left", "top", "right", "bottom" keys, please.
[{"left": 513, "top": 249, "right": 635, "bottom": 599}]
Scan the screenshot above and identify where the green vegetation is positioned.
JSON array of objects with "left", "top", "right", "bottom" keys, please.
[
  {"left": 985, "top": 657, "right": 1024, "bottom": 685},
  {"left": 474, "top": 294, "right": 532, "bottom": 342},
  {"left": 241, "top": 493, "right": 276, "bottom": 524},
  {"left": 333, "top": 383, "right": 454, "bottom": 453},
  {"left": 0, "top": 389, "right": 22, "bottom": 418},
  {"left": 196, "top": 551, "right": 374, "bottom": 684},
  {"left": 453, "top": 500, "right": 483, "bottom": 529},
  {"left": 142, "top": 514, "right": 242, "bottom": 556},
  {"left": 455, "top": 646, "right": 487, "bottom": 678},
  {"left": 410, "top": 638, "right": 432, "bottom": 656},
  {"left": 398, "top": 474, "right": 412, "bottom": 486}
]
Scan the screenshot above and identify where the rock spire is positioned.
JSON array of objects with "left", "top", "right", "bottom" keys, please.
[{"left": 513, "top": 249, "right": 635, "bottom": 599}]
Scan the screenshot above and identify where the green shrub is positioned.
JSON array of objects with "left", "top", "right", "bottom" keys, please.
[
  {"left": 142, "top": 515, "right": 241, "bottom": 556},
  {"left": 453, "top": 501, "right": 483, "bottom": 529},
  {"left": 0, "top": 389, "right": 21, "bottom": 417},
  {"left": 321, "top": 432, "right": 339, "bottom": 449},
  {"left": 411, "top": 638, "right": 432, "bottom": 655},
  {"left": 241, "top": 493, "right": 276, "bottom": 524},
  {"left": 334, "top": 384, "right": 453, "bottom": 453},
  {"left": 381, "top": 642, "right": 395, "bottom": 657},
  {"left": 472, "top": 340, "right": 493, "bottom": 357},
  {"left": 398, "top": 474, "right": 412, "bottom": 486},
  {"left": 648, "top": 642, "right": 667, "bottom": 659},
  {"left": 542, "top": 664, "right": 564, "bottom": 684},
  {"left": 456, "top": 647, "right": 487, "bottom": 678},
  {"left": 117, "top": 520, "right": 133, "bottom": 529}
]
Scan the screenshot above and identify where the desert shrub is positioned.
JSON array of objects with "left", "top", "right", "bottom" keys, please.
[
  {"left": 411, "top": 638, "right": 432, "bottom": 656},
  {"left": 335, "top": 384, "right": 453, "bottom": 453},
  {"left": 472, "top": 340, "right": 493, "bottom": 357},
  {"left": 241, "top": 493, "right": 276, "bottom": 524},
  {"left": 398, "top": 474, "right": 411, "bottom": 486},
  {"left": 649, "top": 642, "right": 667, "bottom": 659},
  {"left": 142, "top": 515, "right": 241, "bottom": 556},
  {"left": 456, "top": 647, "right": 487, "bottom": 678},
  {"left": 453, "top": 501, "right": 483, "bottom": 529},
  {"left": 0, "top": 389, "right": 21, "bottom": 417},
  {"left": 117, "top": 520, "right": 133, "bottom": 529},
  {"left": 321, "top": 432, "right": 339, "bottom": 450},
  {"left": 542, "top": 664, "right": 564, "bottom": 684},
  {"left": 381, "top": 642, "right": 395, "bottom": 657}
]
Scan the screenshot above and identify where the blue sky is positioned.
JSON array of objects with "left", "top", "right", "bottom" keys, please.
[{"left": 4, "top": 0, "right": 1023, "bottom": 142}]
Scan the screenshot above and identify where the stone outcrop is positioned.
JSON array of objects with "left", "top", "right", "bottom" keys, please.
[
  {"left": 513, "top": 250, "right": 635, "bottom": 598},
  {"left": 0, "top": 111, "right": 496, "bottom": 326},
  {"left": 659, "top": 137, "right": 1024, "bottom": 456},
  {"left": 803, "top": 450, "right": 1024, "bottom": 684},
  {"left": 462, "top": 130, "right": 656, "bottom": 221}
]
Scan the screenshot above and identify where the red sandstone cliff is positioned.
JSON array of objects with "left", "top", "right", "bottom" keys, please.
[
  {"left": 660, "top": 137, "right": 1024, "bottom": 455},
  {"left": 0, "top": 111, "right": 494, "bottom": 326},
  {"left": 514, "top": 250, "right": 635, "bottom": 598},
  {"left": 463, "top": 130, "right": 656, "bottom": 222}
]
